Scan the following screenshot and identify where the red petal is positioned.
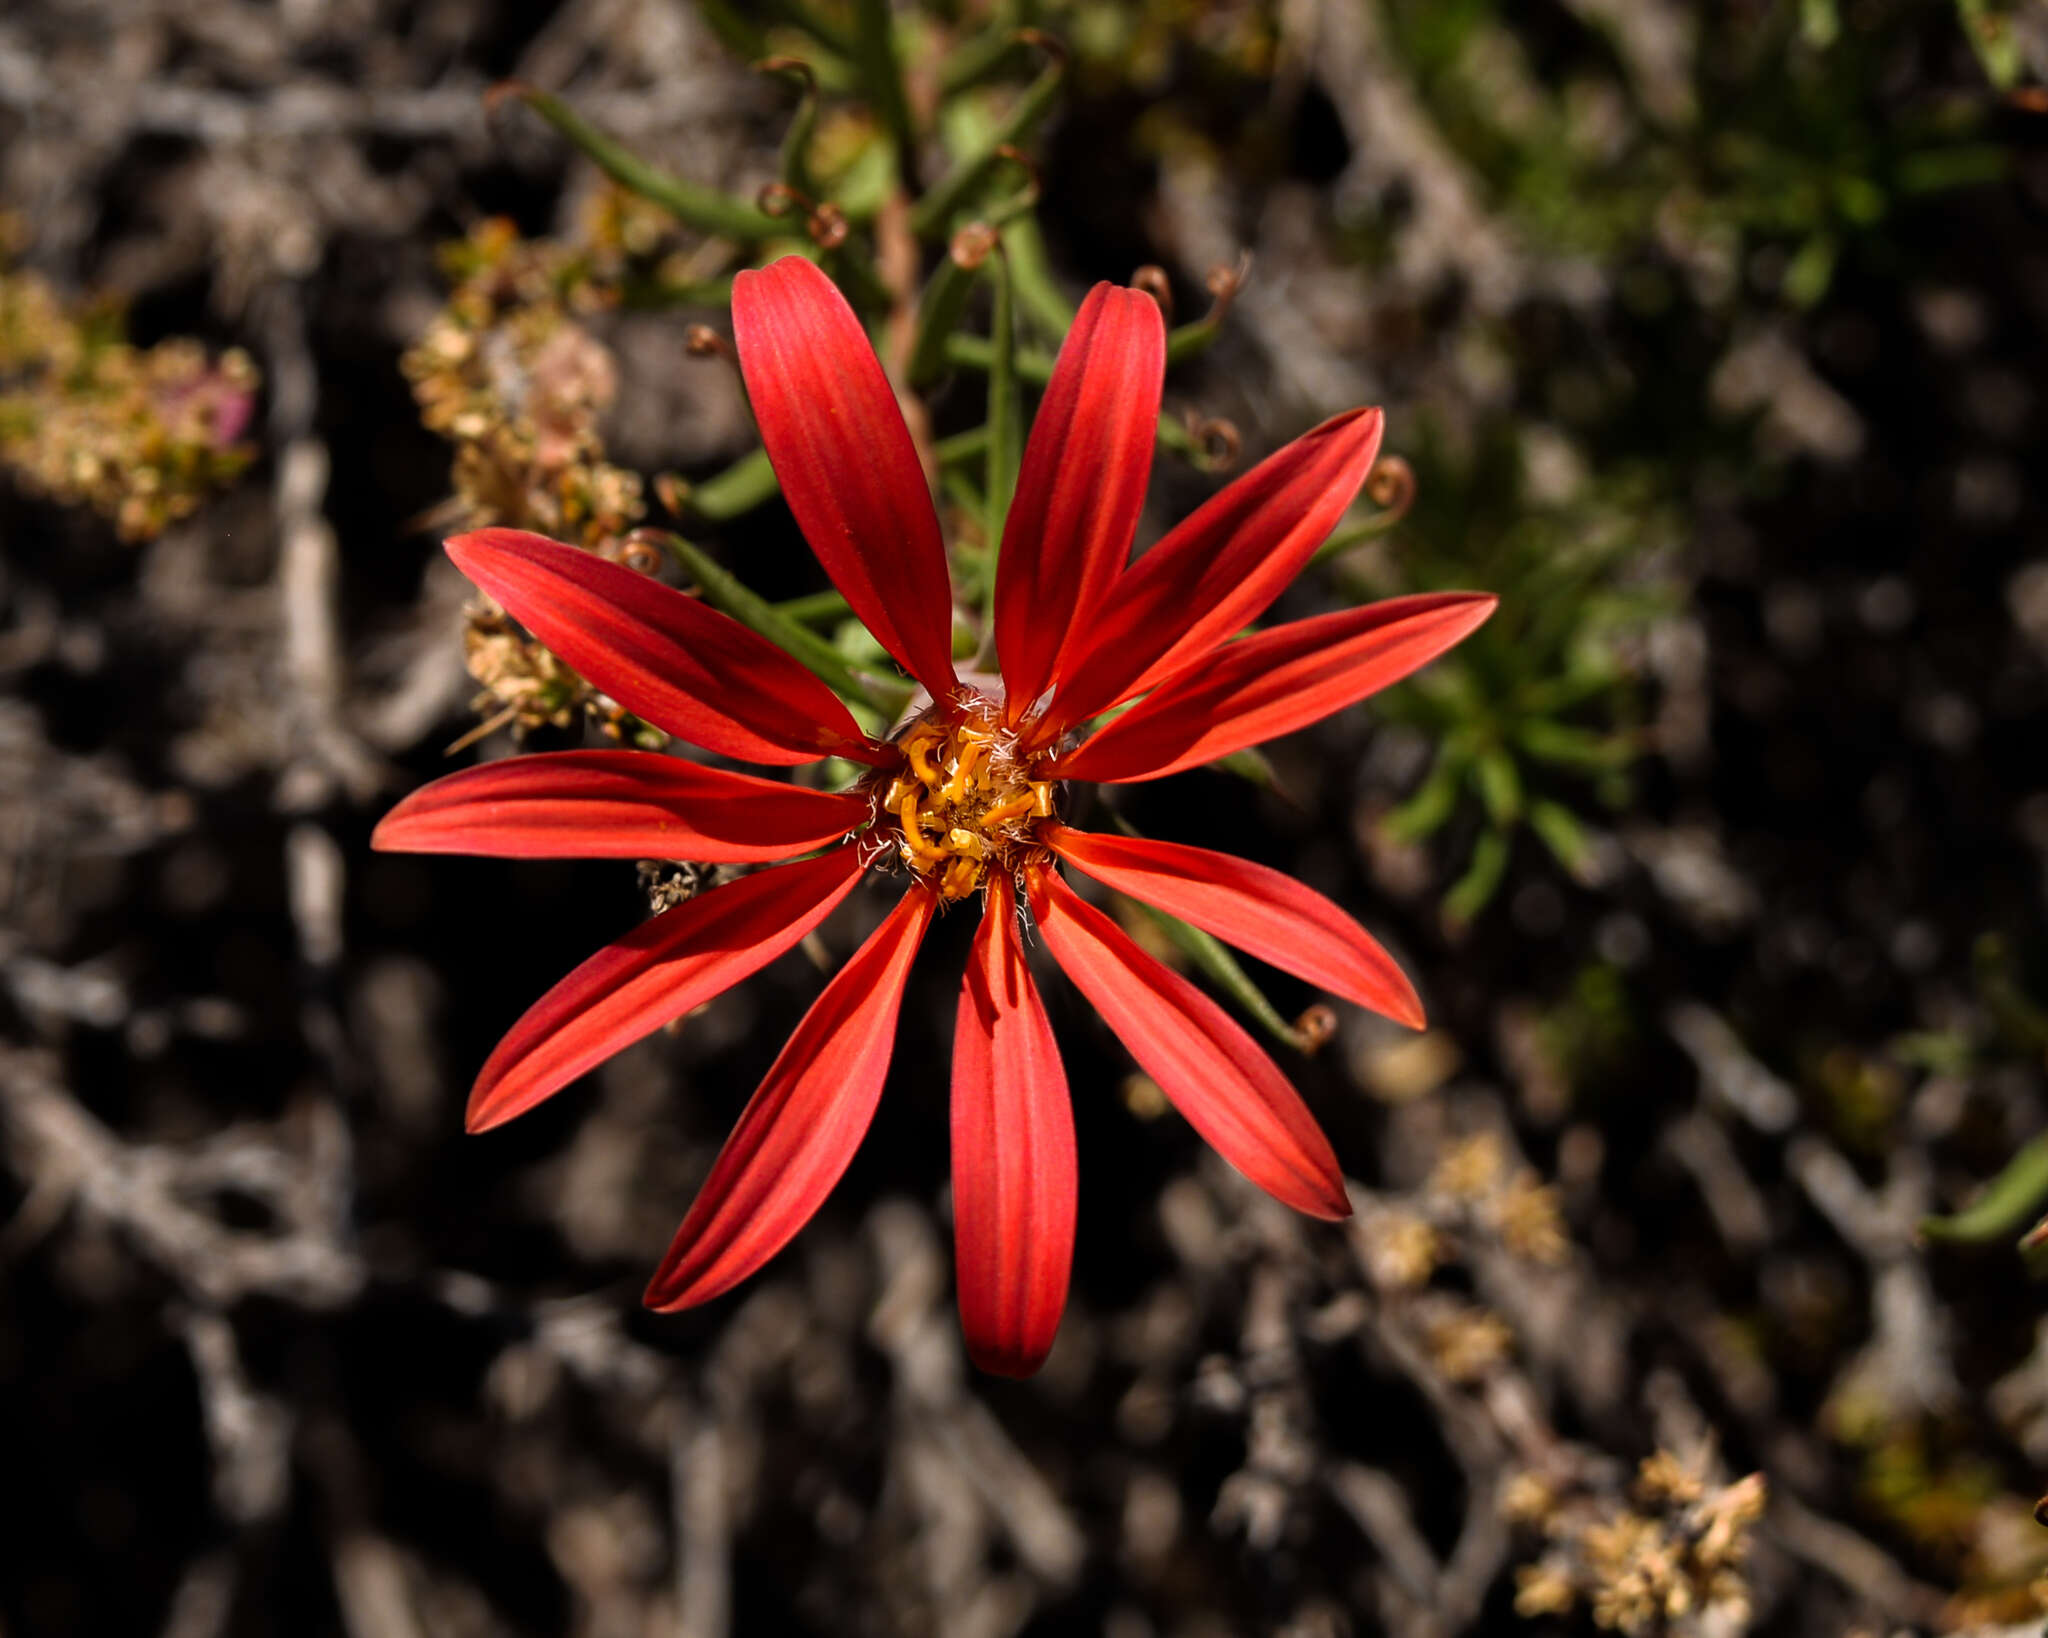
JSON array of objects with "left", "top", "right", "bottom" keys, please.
[
  {"left": 1044, "top": 826, "right": 1423, "bottom": 1029},
  {"left": 1026, "top": 865, "right": 1349, "bottom": 1220},
  {"left": 1054, "top": 592, "right": 1496, "bottom": 784},
  {"left": 732, "top": 257, "right": 960, "bottom": 699},
  {"left": 447, "top": 529, "right": 884, "bottom": 766},
  {"left": 951, "top": 872, "right": 1076, "bottom": 1376},
  {"left": 644, "top": 886, "right": 934, "bottom": 1310},
  {"left": 995, "top": 283, "right": 1164, "bottom": 721},
  {"left": 372, "top": 750, "right": 870, "bottom": 862},
  {"left": 1040, "top": 408, "right": 1385, "bottom": 735},
  {"left": 466, "top": 846, "right": 863, "bottom": 1132}
]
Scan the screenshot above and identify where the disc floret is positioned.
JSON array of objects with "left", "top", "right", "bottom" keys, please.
[{"left": 874, "top": 693, "right": 1055, "bottom": 901}]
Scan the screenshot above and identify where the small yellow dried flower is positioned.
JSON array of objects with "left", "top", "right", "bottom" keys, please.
[
  {"left": 1514, "top": 1560, "right": 1578, "bottom": 1618},
  {"left": 1421, "top": 1299, "right": 1514, "bottom": 1384},
  {"left": 1431, "top": 1130, "right": 1507, "bottom": 1201},
  {"left": 1493, "top": 1168, "right": 1571, "bottom": 1264},
  {"left": 1357, "top": 1209, "right": 1441, "bottom": 1291},
  {"left": 0, "top": 256, "right": 257, "bottom": 541}
]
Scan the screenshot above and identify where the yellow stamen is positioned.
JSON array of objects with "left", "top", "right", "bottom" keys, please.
[
  {"left": 941, "top": 739, "right": 984, "bottom": 804},
  {"left": 897, "top": 793, "right": 945, "bottom": 863},
  {"left": 871, "top": 698, "right": 1059, "bottom": 900},
  {"left": 979, "top": 792, "right": 1034, "bottom": 828},
  {"left": 906, "top": 730, "right": 942, "bottom": 787}
]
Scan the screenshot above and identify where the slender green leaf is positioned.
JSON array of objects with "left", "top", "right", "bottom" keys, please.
[
  {"left": 654, "top": 531, "right": 909, "bottom": 718},
  {"left": 507, "top": 87, "right": 782, "bottom": 240},
  {"left": 1922, "top": 1132, "right": 2048, "bottom": 1247}
]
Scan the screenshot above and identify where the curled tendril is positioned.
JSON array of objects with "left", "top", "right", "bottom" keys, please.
[
  {"left": 481, "top": 79, "right": 531, "bottom": 116},
  {"left": 1187, "top": 412, "right": 1242, "bottom": 471},
  {"left": 653, "top": 472, "right": 688, "bottom": 515},
  {"left": 683, "top": 324, "right": 732, "bottom": 360},
  {"left": 756, "top": 181, "right": 810, "bottom": 219},
  {"left": 1131, "top": 264, "right": 1174, "bottom": 320},
  {"left": 1293, "top": 1004, "right": 1339, "bottom": 1056},
  {"left": 950, "top": 222, "right": 1000, "bottom": 270},
  {"left": 806, "top": 203, "right": 849, "bottom": 251},
  {"left": 1012, "top": 27, "right": 1069, "bottom": 68},
  {"left": 1365, "top": 453, "right": 1417, "bottom": 518},
  {"left": 1205, "top": 252, "right": 1251, "bottom": 318},
  {"left": 618, "top": 534, "right": 667, "bottom": 576},
  {"left": 754, "top": 55, "right": 816, "bottom": 93},
  {"left": 992, "top": 143, "right": 1040, "bottom": 194}
]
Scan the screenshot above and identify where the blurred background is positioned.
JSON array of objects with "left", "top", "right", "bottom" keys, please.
[{"left": 5, "top": 0, "right": 2048, "bottom": 1634}]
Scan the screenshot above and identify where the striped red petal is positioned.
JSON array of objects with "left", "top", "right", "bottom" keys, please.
[
  {"left": 1026, "top": 865, "right": 1350, "bottom": 1221},
  {"left": 995, "top": 283, "right": 1164, "bottom": 722},
  {"left": 1039, "top": 407, "right": 1385, "bottom": 735},
  {"left": 466, "top": 845, "right": 864, "bottom": 1132},
  {"left": 372, "top": 750, "right": 869, "bottom": 862},
  {"left": 644, "top": 885, "right": 934, "bottom": 1311},
  {"left": 951, "top": 871, "right": 1076, "bottom": 1377},
  {"left": 732, "top": 257, "right": 960, "bottom": 700},
  {"left": 447, "top": 529, "right": 885, "bottom": 767},
  {"left": 1044, "top": 825, "right": 1423, "bottom": 1029},
  {"left": 1054, "top": 592, "right": 1497, "bottom": 784}
]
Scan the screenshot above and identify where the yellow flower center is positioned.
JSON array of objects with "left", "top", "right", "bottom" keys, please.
[{"left": 874, "top": 695, "right": 1055, "bottom": 901}]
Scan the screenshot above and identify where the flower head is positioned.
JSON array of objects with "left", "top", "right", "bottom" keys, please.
[{"left": 374, "top": 256, "right": 1494, "bottom": 1375}]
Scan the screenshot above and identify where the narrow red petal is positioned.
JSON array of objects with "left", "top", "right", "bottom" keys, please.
[
  {"left": 1026, "top": 866, "right": 1350, "bottom": 1220},
  {"left": 1045, "top": 826, "right": 1423, "bottom": 1029},
  {"left": 644, "top": 886, "right": 935, "bottom": 1311},
  {"left": 372, "top": 750, "right": 869, "bottom": 862},
  {"left": 1040, "top": 408, "right": 1385, "bottom": 735},
  {"left": 951, "top": 872, "right": 1076, "bottom": 1376},
  {"left": 732, "top": 257, "right": 960, "bottom": 699},
  {"left": 466, "top": 846, "right": 863, "bottom": 1132},
  {"left": 447, "top": 529, "right": 885, "bottom": 766},
  {"left": 1053, "top": 592, "right": 1496, "bottom": 784},
  {"left": 994, "top": 283, "right": 1164, "bottom": 721}
]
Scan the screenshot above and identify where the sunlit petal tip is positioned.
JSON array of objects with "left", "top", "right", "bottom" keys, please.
[
  {"left": 461, "top": 846, "right": 865, "bottom": 1134},
  {"left": 642, "top": 886, "right": 935, "bottom": 1312},
  {"left": 952, "top": 874, "right": 1076, "bottom": 1377},
  {"left": 1054, "top": 590, "right": 1500, "bottom": 786},
  {"left": 369, "top": 751, "right": 868, "bottom": 863},
  {"left": 1041, "top": 404, "right": 1393, "bottom": 730},
  {"left": 441, "top": 527, "right": 880, "bottom": 766},
  {"left": 1044, "top": 825, "right": 1429, "bottom": 1031},
  {"left": 994, "top": 281, "right": 1166, "bottom": 715},
  {"left": 731, "top": 258, "right": 960, "bottom": 699},
  {"left": 1028, "top": 865, "right": 1349, "bottom": 1223}
]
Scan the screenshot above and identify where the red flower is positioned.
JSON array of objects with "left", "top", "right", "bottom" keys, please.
[{"left": 374, "top": 256, "right": 1494, "bottom": 1376}]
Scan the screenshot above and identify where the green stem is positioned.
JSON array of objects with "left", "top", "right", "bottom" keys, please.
[
  {"left": 935, "top": 425, "right": 990, "bottom": 464},
  {"left": 691, "top": 0, "right": 769, "bottom": 58},
  {"left": 985, "top": 248, "right": 1019, "bottom": 600},
  {"left": 679, "top": 447, "right": 780, "bottom": 522},
  {"left": 909, "top": 36, "right": 1066, "bottom": 238},
  {"left": 1001, "top": 216, "right": 1075, "bottom": 336},
  {"left": 850, "top": 0, "right": 918, "bottom": 177},
  {"left": 938, "top": 12, "right": 1025, "bottom": 96},
  {"left": 908, "top": 251, "right": 984, "bottom": 388},
  {"left": 656, "top": 532, "right": 905, "bottom": 718},
  {"left": 762, "top": 60, "right": 822, "bottom": 198},
  {"left": 1307, "top": 505, "right": 1410, "bottom": 568},
  {"left": 774, "top": 589, "right": 852, "bottom": 625}
]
